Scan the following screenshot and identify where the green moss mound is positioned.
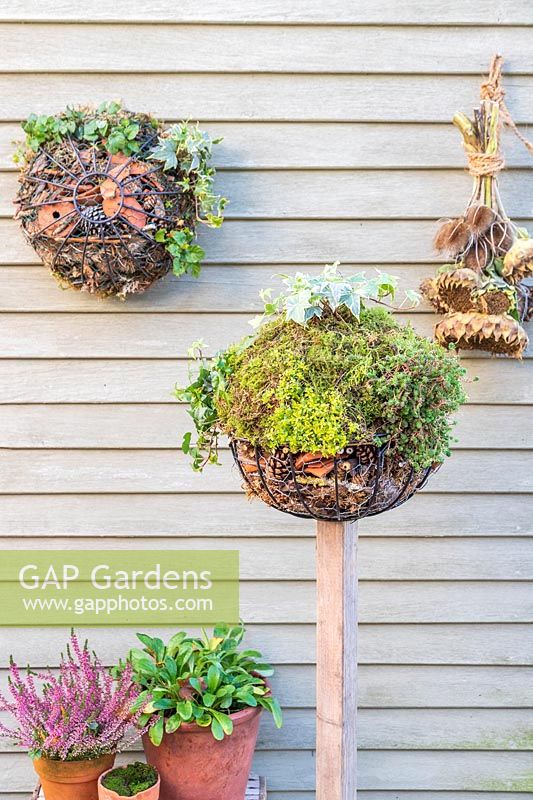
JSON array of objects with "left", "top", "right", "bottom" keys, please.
[
  {"left": 217, "top": 307, "right": 467, "bottom": 470},
  {"left": 101, "top": 762, "right": 158, "bottom": 797}
]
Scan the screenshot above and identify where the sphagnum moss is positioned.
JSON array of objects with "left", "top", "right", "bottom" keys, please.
[
  {"left": 217, "top": 306, "right": 466, "bottom": 471},
  {"left": 102, "top": 762, "right": 158, "bottom": 797},
  {"left": 177, "top": 265, "right": 467, "bottom": 474}
]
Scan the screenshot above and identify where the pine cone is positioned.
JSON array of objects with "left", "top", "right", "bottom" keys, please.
[
  {"left": 434, "top": 311, "right": 528, "bottom": 358},
  {"left": 502, "top": 239, "right": 533, "bottom": 284},
  {"left": 354, "top": 444, "right": 376, "bottom": 465},
  {"left": 268, "top": 447, "right": 292, "bottom": 480}
]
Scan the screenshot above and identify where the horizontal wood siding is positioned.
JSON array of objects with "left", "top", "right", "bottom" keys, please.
[{"left": 0, "top": 5, "right": 532, "bottom": 799}]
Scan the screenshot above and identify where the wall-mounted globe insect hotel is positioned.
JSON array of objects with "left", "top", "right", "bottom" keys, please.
[
  {"left": 421, "top": 55, "right": 533, "bottom": 357},
  {"left": 178, "top": 265, "right": 466, "bottom": 524},
  {"left": 13, "top": 102, "right": 226, "bottom": 298}
]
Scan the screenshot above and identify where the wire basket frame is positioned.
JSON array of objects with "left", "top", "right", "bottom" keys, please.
[
  {"left": 15, "top": 131, "right": 193, "bottom": 297},
  {"left": 231, "top": 439, "right": 439, "bottom": 521}
]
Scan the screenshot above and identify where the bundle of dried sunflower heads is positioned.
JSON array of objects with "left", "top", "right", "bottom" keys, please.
[{"left": 421, "top": 55, "right": 532, "bottom": 358}]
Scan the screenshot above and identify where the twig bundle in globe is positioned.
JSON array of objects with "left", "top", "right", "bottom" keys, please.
[{"left": 421, "top": 56, "right": 533, "bottom": 358}]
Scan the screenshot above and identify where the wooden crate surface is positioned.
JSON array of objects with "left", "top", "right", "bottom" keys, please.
[{"left": 35, "top": 776, "right": 266, "bottom": 799}]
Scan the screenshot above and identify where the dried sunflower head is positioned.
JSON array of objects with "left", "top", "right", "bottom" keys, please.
[
  {"left": 434, "top": 311, "right": 528, "bottom": 358},
  {"left": 502, "top": 238, "right": 533, "bottom": 283}
]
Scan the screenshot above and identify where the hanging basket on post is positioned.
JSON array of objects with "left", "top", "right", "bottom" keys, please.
[
  {"left": 13, "top": 102, "right": 226, "bottom": 298},
  {"left": 231, "top": 438, "right": 439, "bottom": 521},
  {"left": 176, "top": 264, "right": 466, "bottom": 522},
  {"left": 421, "top": 55, "right": 532, "bottom": 358}
]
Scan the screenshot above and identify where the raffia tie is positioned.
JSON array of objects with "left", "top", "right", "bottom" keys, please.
[
  {"left": 481, "top": 53, "right": 533, "bottom": 158},
  {"left": 467, "top": 151, "right": 505, "bottom": 177}
]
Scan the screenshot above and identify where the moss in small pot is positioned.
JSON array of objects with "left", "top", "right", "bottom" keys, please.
[{"left": 102, "top": 762, "right": 158, "bottom": 797}]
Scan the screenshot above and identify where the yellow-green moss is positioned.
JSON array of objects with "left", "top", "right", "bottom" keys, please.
[{"left": 217, "top": 306, "right": 467, "bottom": 469}]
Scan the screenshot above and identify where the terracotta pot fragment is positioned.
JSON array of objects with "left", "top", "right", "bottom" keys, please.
[
  {"left": 143, "top": 706, "right": 261, "bottom": 800},
  {"left": 98, "top": 765, "right": 160, "bottom": 800},
  {"left": 303, "top": 459, "right": 335, "bottom": 478},
  {"left": 294, "top": 451, "right": 323, "bottom": 470},
  {"left": 34, "top": 753, "right": 115, "bottom": 800}
]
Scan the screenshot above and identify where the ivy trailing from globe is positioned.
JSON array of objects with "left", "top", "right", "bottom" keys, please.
[
  {"left": 177, "top": 264, "right": 466, "bottom": 520},
  {"left": 14, "top": 101, "right": 226, "bottom": 296}
]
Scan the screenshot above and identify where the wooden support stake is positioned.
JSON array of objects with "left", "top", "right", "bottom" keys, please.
[{"left": 316, "top": 520, "right": 358, "bottom": 800}]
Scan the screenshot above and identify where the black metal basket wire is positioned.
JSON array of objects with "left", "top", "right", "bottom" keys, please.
[{"left": 230, "top": 438, "right": 439, "bottom": 522}]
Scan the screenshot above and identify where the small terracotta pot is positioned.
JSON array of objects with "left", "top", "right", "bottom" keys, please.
[
  {"left": 143, "top": 706, "right": 262, "bottom": 800},
  {"left": 34, "top": 754, "right": 116, "bottom": 800},
  {"left": 98, "top": 765, "right": 160, "bottom": 800}
]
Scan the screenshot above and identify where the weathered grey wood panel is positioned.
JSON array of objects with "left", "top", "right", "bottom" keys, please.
[
  {"left": 2, "top": 663, "right": 532, "bottom": 708},
  {"left": 1, "top": 7, "right": 532, "bottom": 799},
  {"left": 2, "top": 535, "right": 533, "bottom": 580},
  {"left": 0, "top": 493, "right": 531, "bottom": 537},
  {"left": 1, "top": 579, "right": 531, "bottom": 624},
  {"left": 0, "top": 266, "right": 447, "bottom": 312},
  {"left": 4, "top": 1, "right": 533, "bottom": 25},
  {"left": 3, "top": 624, "right": 532, "bottom": 666},
  {"left": 1, "top": 404, "right": 531, "bottom": 449},
  {"left": 0, "top": 449, "right": 530, "bottom": 493},
  {"left": 4, "top": 708, "right": 532, "bottom": 753},
  {"left": 4, "top": 25, "right": 533, "bottom": 74},
  {"left": 0, "top": 218, "right": 478, "bottom": 263},
  {"left": 0, "top": 311, "right": 530, "bottom": 357},
  {"left": 3, "top": 75, "right": 533, "bottom": 123},
  {"left": 0, "top": 358, "right": 529, "bottom": 403},
  {"left": 4, "top": 750, "right": 533, "bottom": 792},
  {"left": 4, "top": 123, "right": 533, "bottom": 169},
  {"left": 5, "top": 169, "right": 533, "bottom": 219}
]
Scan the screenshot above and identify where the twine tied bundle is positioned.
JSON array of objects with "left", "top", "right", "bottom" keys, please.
[
  {"left": 461, "top": 54, "right": 533, "bottom": 179},
  {"left": 420, "top": 54, "right": 533, "bottom": 359}
]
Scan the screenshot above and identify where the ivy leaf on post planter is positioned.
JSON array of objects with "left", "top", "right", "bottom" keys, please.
[{"left": 343, "top": 292, "right": 361, "bottom": 318}]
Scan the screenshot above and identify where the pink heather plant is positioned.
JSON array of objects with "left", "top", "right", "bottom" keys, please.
[{"left": 0, "top": 631, "right": 146, "bottom": 761}]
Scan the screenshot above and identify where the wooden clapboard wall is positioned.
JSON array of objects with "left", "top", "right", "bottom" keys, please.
[{"left": 0, "top": 2, "right": 533, "bottom": 797}]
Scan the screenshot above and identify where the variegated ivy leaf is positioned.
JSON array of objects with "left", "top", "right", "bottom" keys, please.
[
  {"left": 404, "top": 289, "right": 422, "bottom": 307},
  {"left": 342, "top": 292, "right": 361, "bottom": 318},
  {"left": 251, "top": 263, "right": 406, "bottom": 328}
]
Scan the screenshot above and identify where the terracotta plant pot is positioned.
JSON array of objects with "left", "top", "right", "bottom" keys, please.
[
  {"left": 143, "top": 706, "right": 261, "bottom": 800},
  {"left": 34, "top": 754, "right": 116, "bottom": 800},
  {"left": 98, "top": 765, "right": 160, "bottom": 800}
]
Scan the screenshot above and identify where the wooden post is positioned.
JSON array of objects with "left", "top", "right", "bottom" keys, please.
[{"left": 316, "top": 521, "right": 358, "bottom": 800}]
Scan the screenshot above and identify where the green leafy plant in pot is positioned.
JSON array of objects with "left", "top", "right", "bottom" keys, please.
[
  {"left": 129, "top": 624, "right": 282, "bottom": 800},
  {"left": 176, "top": 263, "right": 467, "bottom": 520}
]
